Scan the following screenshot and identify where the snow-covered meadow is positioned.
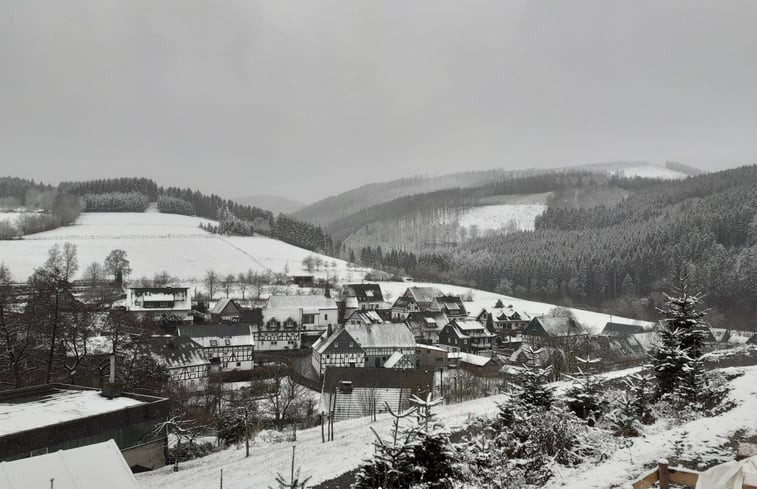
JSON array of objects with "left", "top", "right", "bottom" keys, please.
[{"left": 0, "top": 212, "right": 369, "bottom": 283}]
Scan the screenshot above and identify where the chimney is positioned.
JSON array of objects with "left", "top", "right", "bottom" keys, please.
[{"left": 102, "top": 353, "right": 122, "bottom": 399}]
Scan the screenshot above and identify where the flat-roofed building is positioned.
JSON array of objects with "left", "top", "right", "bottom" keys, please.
[{"left": 0, "top": 384, "right": 169, "bottom": 470}]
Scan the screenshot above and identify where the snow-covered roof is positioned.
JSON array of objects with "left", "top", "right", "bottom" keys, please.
[
  {"left": 345, "top": 323, "right": 416, "bottom": 349},
  {"left": 405, "top": 286, "right": 442, "bottom": 304},
  {"left": 0, "top": 388, "right": 144, "bottom": 436},
  {"left": 346, "top": 310, "right": 384, "bottom": 325},
  {"left": 262, "top": 294, "right": 337, "bottom": 323},
  {"left": 177, "top": 324, "right": 254, "bottom": 347},
  {"left": 145, "top": 336, "right": 209, "bottom": 369},
  {"left": 452, "top": 352, "right": 493, "bottom": 367},
  {"left": 0, "top": 440, "right": 141, "bottom": 489},
  {"left": 209, "top": 298, "right": 241, "bottom": 315}
]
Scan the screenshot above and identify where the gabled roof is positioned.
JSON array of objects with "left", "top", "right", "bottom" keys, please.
[
  {"left": 527, "top": 317, "right": 584, "bottom": 336},
  {"left": 405, "top": 311, "right": 449, "bottom": 335},
  {"left": 209, "top": 298, "right": 241, "bottom": 316},
  {"left": 450, "top": 351, "right": 493, "bottom": 367},
  {"left": 436, "top": 295, "right": 467, "bottom": 315},
  {"left": 345, "top": 309, "right": 384, "bottom": 324},
  {"left": 404, "top": 286, "right": 442, "bottom": 304},
  {"left": 341, "top": 283, "right": 384, "bottom": 302},
  {"left": 345, "top": 323, "right": 416, "bottom": 349},
  {"left": 144, "top": 336, "right": 209, "bottom": 369},
  {"left": 601, "top": 322, "right": 654, "bottom": 336},
  {"left": 0, "top": 440, "right": 141, "bottom": 489},
  {"left": 312, "top": 327, "right": 357, "bottom": 354}
]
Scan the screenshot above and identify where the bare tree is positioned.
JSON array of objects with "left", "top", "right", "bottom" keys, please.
[
  {"left": 82, "top": 261, "right": 105, "bottom": 285},
  {"left": 237, "top": 272, "right": 249, "bottom": 300},
  {"left": 222, "top": 274, "right": 236, "bottom": 298},
  {"left": 27, "top": 243, "right": 79, "bottom": 383},
  {"left": 204, "top": 270, "right": 219, "bottom": 300},
  {"left": 0, "top": 264, "right": 35, "bottom": 387},
  {"left": 257, "top": 365, "right": 309, "bottom": 430}
]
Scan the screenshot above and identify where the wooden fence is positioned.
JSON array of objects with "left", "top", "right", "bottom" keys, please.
[{"left": 632, "top": 458, "right": 757, "bottom": 489}]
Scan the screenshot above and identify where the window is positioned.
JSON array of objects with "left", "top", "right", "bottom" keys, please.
[
  {"left": 349, "top": 342, "right": 354, "bottom": 347},
  {"left": 303, "top": 313, "right": 315, "bottom": 324},
  {"left": 236, "top": 362, "right": 242, "bottom": 367},
  {"left": 334, "top": 341, "right": 339, "bottom": 348},
  {"left": 324, "top": 314, "right": 328, "bottom": 320},
  {"left": 224, "top": 339, "right": 231, "bottom": 346},
  {"left": 271, "top": 341, "right": 278, "bottom": 345},
  {"left": 210, "top": 340, "right": 218, "bottom": 347}
]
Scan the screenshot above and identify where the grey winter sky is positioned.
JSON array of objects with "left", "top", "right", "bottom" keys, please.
[{"left": 1, "top": 1, "right": 756, "bottom": 203}]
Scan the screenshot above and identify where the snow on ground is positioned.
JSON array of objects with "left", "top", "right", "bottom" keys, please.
[
  {"left": 137, "top": 390, "right": 509, "bottom": 489},
  {"left": 0, "top": 389, "right": 143, "bottom": 436},
  {"left": 550, "top": 366, "right": 757, "bottom": 489},
  {"left": 138, "top": 365, "right": 757, "bottom": 489},
  {"left": 0, "top": 212, "right": 369, "bottom": 282},
  {"left": 457, "top": 203, "right": 547, "bottom": 233},
  {"left": 377, "top": 281, "right": 651, "bottom": 334}
]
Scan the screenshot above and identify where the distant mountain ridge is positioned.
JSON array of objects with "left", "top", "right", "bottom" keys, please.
[
  {"left": 232, "top": 194, "right": 305, "bottom": 215},
  {"left": 293, "top": 161, "right": 698, "bottom": 227}
]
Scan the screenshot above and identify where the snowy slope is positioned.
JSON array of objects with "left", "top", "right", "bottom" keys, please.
[
  {"left": 0, "top": 212, "right": 369, "bottom": 282},
  {"left": 136, "top": 365, "right": 757, "bottom": 489},
  {"left": 457, "top": 203, "right": 547, "bottom": 233},
  {"left": 377, "top": 280, "right": 651, "bottom": 334}
]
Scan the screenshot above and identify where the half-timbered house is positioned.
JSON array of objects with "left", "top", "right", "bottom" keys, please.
[
  {"left": 438, "top": 319, "right": 495, "bottom": 354},
  {"left": 177, "top": 324, "right": 255, "bottom": 371}
]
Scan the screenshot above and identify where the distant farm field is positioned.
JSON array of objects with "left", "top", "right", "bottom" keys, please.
[{"left": 0, "top": 212, "right": 367, "bottom": 283}]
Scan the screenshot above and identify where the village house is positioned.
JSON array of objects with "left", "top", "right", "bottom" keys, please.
[
  {"left": 341, "top": 283, "right": 385, "bottom": 310},
  {"left": 405, "top": 311, "right": 449, "bottom": 344},
  {"left": 476, "top": 303, "right": 531, "bottom": 336},
  {"left": 311, "top": 323, "right": 417, "bottom": 376},
  {"left": 121, "top": 286, "right": 193, "bottom": 323},
  {"left": 390, "top": 286, "right": 442, "bottom": 320},
  {"left": 143, "top": 335, "right": 213, "bottom": 384},
  {"left": 600, "top": 321, "right": 654, "bottom": 336},
  {"left": 436, "top": 295, "right": 468, "bottom": 318},
  {"left": 438, "top": 319, "right": 495, "bottom": 354},
  {"left": 249, "top": 323, "right": 302, "bottom": 352},
  {"left": 523, "top": 316, "right": 588, "bottom": 348},
  {"left": 262, "top": 294, "right": 338, "bottom": 332},
  {"left": 0, "top": 384, "right": 169, "bottom": 470},
  {"left": 177, "top": 324, "right": 254, "bottom": 371},
  {"left": 208, "top": 298, "right": 243, "bottom": 323},
  {"left": 0, "top": 440, "right": 143, "bottom": 489},
  {"left": 319, "top": 367, "right": 433, "bottom": 421},
  {"left": 450, "top": 351, "right": 501, "bottom": 377},
  {"left": 415, "top": 343, "right": 450, "bottom": 369}
]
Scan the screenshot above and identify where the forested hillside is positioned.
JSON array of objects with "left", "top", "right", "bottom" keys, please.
[
  {"left": 349, "top": 166, "right": 757, "bottom": 325},
  {"left": 328, "top": 172, "right": 618, "bottom": 252},
  {"left": 293, "top": 168, "right": 534, "bottom": 226}
]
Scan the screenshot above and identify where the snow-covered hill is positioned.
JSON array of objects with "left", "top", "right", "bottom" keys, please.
[{"left": 0, "top": 212, "right": 369, "bottom": 283}]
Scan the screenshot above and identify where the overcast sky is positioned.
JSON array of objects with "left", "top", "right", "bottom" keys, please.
[{"left": 1, "top": 1, "right": 756, "bottom": 203}]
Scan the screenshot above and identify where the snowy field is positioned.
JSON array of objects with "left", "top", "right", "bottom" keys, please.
[
  {"left": 137, "top": 365, "right": 757, "bottom": 489},
  {"left": 613, "top": 165, "right": 688, "bottom": 180},
  {"left": 457, "top": 203, "right": 547, "bottom": 233},
  {"left": 376, "top": 280, "right": 651, "bottom": 334},
  {"left": 0, "top": 212, "right": 369, "bottom": 282}
]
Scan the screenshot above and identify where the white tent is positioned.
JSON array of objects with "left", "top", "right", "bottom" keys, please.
[{"left": 0, "top": 439, "right": 141, "bottom": 489}]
